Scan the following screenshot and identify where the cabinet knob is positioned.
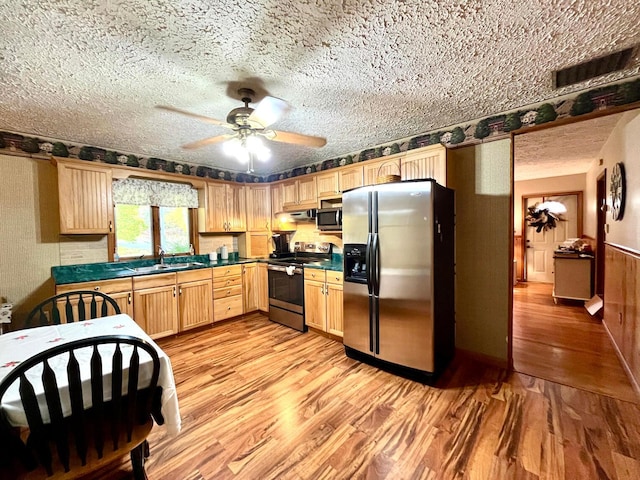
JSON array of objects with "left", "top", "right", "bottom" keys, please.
[
  {"left": 94, "top": 286, "right": 100, "bottom": 291},
  {"left": 227, "top": 290, "right": 231, "bottom": 295}
]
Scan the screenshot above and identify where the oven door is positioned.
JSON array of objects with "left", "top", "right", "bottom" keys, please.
[{"left": 268, "top": 265, "right": 304, "bottom": 313}]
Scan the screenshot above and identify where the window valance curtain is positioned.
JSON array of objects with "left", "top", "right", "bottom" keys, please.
[{"left": 112, "top": 178, "right": 199, "bottom": 208}]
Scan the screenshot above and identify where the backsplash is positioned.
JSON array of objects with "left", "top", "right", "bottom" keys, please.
[{"left": 289, "top": 223, "right": 343, "bottom": 253}]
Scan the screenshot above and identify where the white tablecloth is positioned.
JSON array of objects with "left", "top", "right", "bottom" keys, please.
[{"left": 0, "top": 314, "right": 181, "bottom": 436}]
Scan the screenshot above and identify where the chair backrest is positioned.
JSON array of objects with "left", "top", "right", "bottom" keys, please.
[
  {"left": 0, "top": 335, "right": 160, "bottom": 477},
  {"left": 25, "top": 290, "right": 121, "bottom": 328}
]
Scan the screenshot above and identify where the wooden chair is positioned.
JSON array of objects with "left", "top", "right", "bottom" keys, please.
[
  {"left": 0, "top": 335, "right": 161, "bottom": 479},
  {"left": 25, "top": 291, "right": 121, "bottom": 328}
]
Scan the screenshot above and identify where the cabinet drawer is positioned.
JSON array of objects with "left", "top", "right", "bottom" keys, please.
[
  {"left": 213, "top": 265, "right": 243, "bottom": 278},
  {"left": 56, "top": 277, "right": 133, "bottom": 295},
  {"left": 177, "top": 268, "right": 212, "bottom": 283},
  {"left": 133, "top": 273, "right": 176, "bottom": 290},
  {"left": 213, "top": 285, "right": 243, "bottom": 299},
  {"left": 214, "top": 296, "right": 243, "bottom": 321},
  {"left": 213, "top": 275, "right": 242, "bottom": 289},
  {"left": 326, "top": 271, "right": 343, "bottom": 285},
  {"left": 304, "top": 268, "right": 326, "bottom": 282}
]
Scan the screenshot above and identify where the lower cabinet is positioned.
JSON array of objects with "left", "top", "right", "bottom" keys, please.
[
  {"left": 303, "top": 269, "right": 344, "bottom": 337},
  {"left": 258, "top": 263, "right": 269, "bottom": 312},
  {"left": 213, "top": 265, "right": 244, "bottom": 321},
  {"left": 56, "top": 278, "right": 133, "bottom": 318},
  {"left": 242, "top": 263, "right": 259, "bottom": 313},
  {"left": 177, "top": 269, "right": 213, "bottom": 331},
  {"left": 133, "top": 273, "right": 179, "bottom": 339}
]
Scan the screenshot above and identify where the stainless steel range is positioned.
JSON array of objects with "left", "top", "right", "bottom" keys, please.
[{"left": 267, "top": 242, "right": 332, "bottom": 332}]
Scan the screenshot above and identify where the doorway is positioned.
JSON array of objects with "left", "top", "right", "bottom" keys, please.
[
  {"left": 511, "top": 112, "right": 635, "bottom": 401},
  {"left": 523, "top": 192, "right": 581, "bottom": 283}
]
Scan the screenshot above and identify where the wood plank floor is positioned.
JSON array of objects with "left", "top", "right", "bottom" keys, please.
[
  {"left": 513, "top": 282, "right": 638, "bottom": 403},
  {"left": 93, "top": 313, "right": 640, "bottom": 479}
]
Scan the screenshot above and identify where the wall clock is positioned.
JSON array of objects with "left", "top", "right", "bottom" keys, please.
[{"left": 610, "top": 162, "right": 626, "bottom": 221}]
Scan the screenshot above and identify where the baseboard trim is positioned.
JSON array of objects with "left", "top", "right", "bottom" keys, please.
[
  {"left": 602, "top": 319, "right": 640, "bottom": 399},
  {"left": 456, "top": 348, "right": 508, "bottom": 369}
]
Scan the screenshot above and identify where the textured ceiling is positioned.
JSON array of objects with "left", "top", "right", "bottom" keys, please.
[
  {"left": 1, "top": 0, "right": 640, "bottom": 175},
  {"left": 514, "top": 112, "right": 623, "bottom": 181}
]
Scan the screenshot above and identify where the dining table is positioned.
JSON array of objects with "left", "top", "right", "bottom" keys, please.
[{"left": 0, "top": 314, "right": 181, "bottom": 436}]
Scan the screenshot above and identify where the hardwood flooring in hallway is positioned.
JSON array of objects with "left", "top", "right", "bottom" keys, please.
[
  {"left": 94, "top": 313, "right": 640, "bottom": 479},
  {"left": 513, "top": 281, "right": 637, "bottom": 403}
]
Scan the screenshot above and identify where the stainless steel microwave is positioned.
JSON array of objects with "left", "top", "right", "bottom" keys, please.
[{"left": 316, "top": 207, "right": 342, "bottom": 231}]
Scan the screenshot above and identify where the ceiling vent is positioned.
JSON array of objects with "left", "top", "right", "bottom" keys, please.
[{"left": 553, "top": 47, "right": 636, "bottom": 89}]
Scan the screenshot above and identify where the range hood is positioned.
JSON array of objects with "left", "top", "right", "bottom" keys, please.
[{"left": 284, "top": 209, "right": 317, "bottom": 221}]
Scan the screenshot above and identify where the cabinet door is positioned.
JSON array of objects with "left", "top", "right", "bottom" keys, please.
[
  {"left": 242, "top": 263, "right": 259, "bottom": 313},
  {"left": 401, "top": 145, "right": 447, "bottom": 184},
  {"left": 363, "top": 159, "right": 401, "bottom": 186},
  {"left": 282, "top": 180, "right": 298, "bottom": 209},
  {"left": 133, "top": 285, "right": 178, "bottom": 339},
  {"left": 199, "top": 183, "right": 227, "bottom": 232},
  {"left": 178, "top": 279, "right": 213, "bottom": 331},
  {"left": 57, "top": 161, "right": 113, "bottom": 234},
  {"left": 304, "top": 280, "right": 326, "bottom": 330},
  {"left": 246, "top": 185, "right": 271, "bottom": 231},
  {"left": 326, "top": 283, "right": 343, "bottom": 337},
  {"left": 110, "top": 291, "right": 134, "bottom": 318},
  {"left": 316, "top": 171, "right": 340, "bottom": 198},
  {"left": 258, "top": 263, "right": 269, "bottom": 312},
  {"left": 227, "top": 184, "right": 247, "bottom": 232},
  {"left": 271, "top": 183, "right": 296, "bottom": 231},
  {"left": 296, "top": 176, "right": 317, "bottom": 208},
  {"left": 339, "top": 166, "right": 364, "bottom": 193}
]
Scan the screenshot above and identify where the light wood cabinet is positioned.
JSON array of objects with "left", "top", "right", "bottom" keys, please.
[
  {"left": 339, "top": 165, "right": 364, "bottom": 193},
  {"left": 246, "top": 184, "right": 271, "bottom": 232},
  {"left": 56, "top": 159, "right": 114, "bottom": 234},
  {"left": 242, "top": 263, "right": 259, "bottom": 313},
  {"left": 55, "top": 278, "right": 133, "bottom": 318},
  {"left": 316, "top": 171, "right": 340, "bottom": 198},
  {"left": 177, "top": 269, "right": 213, "bottom": 331},
  {"left": 303, "top": 269, "right": 344, "bottom": 337},
  {"left": 133, "top": 273, "right": 178, "bottom": 339},
  {"left": 198, "top": 182, "right": 247, "bottom": 233},
  {"left": 213, "top": 265, "right": 244, "bottom": 321},
  {"left": 258, "top": 263, "right": 269, "bottom": 312},
  {"left": 401, "top": 144, "right": 447, "bottom": 184},
  {"left": 363, "top": 158, "right": 401, "bottom": 186},
  {"left": 239, "top": 232, "right": 272, "bottom": 259},
  {"left": 271, "top": 183, "right": 296, "bottom": 231},
  {"left": 282, "top": 177, "right": 317, "bottom": 211}
]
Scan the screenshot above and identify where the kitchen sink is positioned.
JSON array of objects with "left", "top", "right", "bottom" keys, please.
[{"left": 128, "top": 262, "right": 204, "bottom": 273}]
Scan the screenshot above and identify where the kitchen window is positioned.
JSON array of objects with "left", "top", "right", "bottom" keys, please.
[{"left": 112, "top": 178, "right": 198, "bottom": 259}]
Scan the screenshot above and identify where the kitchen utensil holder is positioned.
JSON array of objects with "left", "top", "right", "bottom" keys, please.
[{"left": 376, "top": 161, "right": 401, "bottom": 184}]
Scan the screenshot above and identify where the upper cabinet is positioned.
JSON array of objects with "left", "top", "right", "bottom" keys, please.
[
  {"left": 56, "top": 159, "right": 114, "bottom": 234},
  {"left": 246, "top": 184, "right": 271, "bottom": 232},
  {"left": 316, "top": 171, "right": 340, "bottom": 199},
  {"left": 282, "top": 176, "right": 317, "bottom": 211},
  {"left": 401, "top": 144, "right": 447, "bottom": 185},
  {"left": 339, "top": 165, "right": 364, "bottom": 193},
  {"left": 363, "top": 158, "right": 401, "bottom": 186},
  {"left": 271, "top": 183, "right": 296, "bottom": 231},
  {"left": 199, "top": 182, "right": 246, "bottom": 233}
]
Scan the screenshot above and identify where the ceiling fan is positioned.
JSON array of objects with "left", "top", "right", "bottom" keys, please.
[{"left": 157, "top": 88, "right": 327, "bottom": 151}]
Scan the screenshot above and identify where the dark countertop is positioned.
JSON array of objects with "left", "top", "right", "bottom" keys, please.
[
  {"left": 53, "top": 254, "right": 344, "bottom": 285},
  {"left": 52, "top": 255, "right": 256, "bottom": 285}
]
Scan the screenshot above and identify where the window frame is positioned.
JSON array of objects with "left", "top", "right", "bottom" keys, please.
[{"left": 110, "top": 205, "right": 198, "bottom": 261}]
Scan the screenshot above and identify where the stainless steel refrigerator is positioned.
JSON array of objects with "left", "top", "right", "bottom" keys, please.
[{"left": 342, "top": 180, "right": 455, "bottom": 377}]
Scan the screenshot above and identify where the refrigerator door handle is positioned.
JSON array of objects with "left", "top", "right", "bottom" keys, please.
[
  {"left": 365, "top": 233, "right": 373, "bottom": 295},
  {"left": 368, "top": 294, "right": 375, "bottom": 352},
  {"left": 372, "top": 233, "right": 380, "bottom": 296}
]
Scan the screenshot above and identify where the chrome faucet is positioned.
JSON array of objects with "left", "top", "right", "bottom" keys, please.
[{"left": 158, "top": 246, "right": 165, "bottom": 265}]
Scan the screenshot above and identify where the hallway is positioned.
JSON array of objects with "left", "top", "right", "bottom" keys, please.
[{"left": 512, "top": 282, "right": 637, "bottom": 403}]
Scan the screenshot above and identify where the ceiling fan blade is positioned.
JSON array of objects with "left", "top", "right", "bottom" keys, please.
[
  {"left": 181, "top": 134, "right": 234, "bottom": 150},
  {"left": 156, "top": 105, "right": 233, "bottom": 128},
  {"left": 248, "top": 96, "right": 290, "bottom": 128},
  {"left": 264, "top": 129, "right": 327, "bottom": 148}
]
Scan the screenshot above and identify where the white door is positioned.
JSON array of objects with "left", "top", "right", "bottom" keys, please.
[{"left": 525, "top": 194, "right": 578, "bottom": 283}]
